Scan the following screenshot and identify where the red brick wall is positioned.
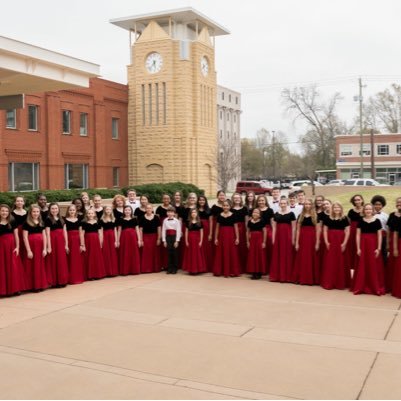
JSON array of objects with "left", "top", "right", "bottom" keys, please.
[{"left": 0, "top": 78, "right": 128, "bottom": 191}]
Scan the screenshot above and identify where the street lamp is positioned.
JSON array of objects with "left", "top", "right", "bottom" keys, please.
[{"left": 353, "top": 78, "right": 366, "bottom": 178}]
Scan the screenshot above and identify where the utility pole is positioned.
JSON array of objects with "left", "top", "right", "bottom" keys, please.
[
  {"left": 370, "top": 129, "right": 375, "bottom": 179},
  {"left": 359, "top": 77, "right": 364, "bottom": 178},
  {"left": 271, "top": 130, "right": 276, "bottom": 180}
]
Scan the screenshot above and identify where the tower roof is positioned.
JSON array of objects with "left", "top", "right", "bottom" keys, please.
[{"left": 110, "top": 7, "right": 230, "bottom": 36}]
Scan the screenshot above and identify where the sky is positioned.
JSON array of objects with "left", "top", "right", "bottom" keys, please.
[{"left": 3, "top": 0, "right": 401, "bottom": 153}]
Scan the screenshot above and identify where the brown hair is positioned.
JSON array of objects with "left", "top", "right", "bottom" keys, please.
[
  {"left": 26, "top": 204, "right": 44, "bottom": 227},
  {"left": 298, "top": 198, "right": 317, "bottom": 226}
]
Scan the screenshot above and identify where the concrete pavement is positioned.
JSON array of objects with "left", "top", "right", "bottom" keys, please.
[{"left": 0, "top": 272, "right": 400, "bottom": 399}]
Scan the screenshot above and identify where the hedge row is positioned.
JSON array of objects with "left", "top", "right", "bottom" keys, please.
[{"left": 0, "top": 182, "right": 205, "bottom": 207}]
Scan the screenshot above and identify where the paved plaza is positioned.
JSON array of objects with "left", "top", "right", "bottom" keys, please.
[{"left": 0, "top": 272, "right": 401, "bottom": 399}]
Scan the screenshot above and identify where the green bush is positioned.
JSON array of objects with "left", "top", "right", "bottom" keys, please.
[{"left": 0, "top": 182, "right": 204, "bottom": 207}]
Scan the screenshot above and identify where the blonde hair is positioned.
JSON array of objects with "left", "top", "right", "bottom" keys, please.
[
  {"left": 330, "top": 201, "right": 346, "bottom": 219},
  {"left": 298, "top": 198, "right": 317, "bottom": 226},
  {"left": 26, "top": 204, "right": 44, "bottom": 227},
  {"left": 231, "top": 192, "right": 244, "bottom": 207},
  {"left": 101, "top": 206, "right": 116, "bottom": 223}
]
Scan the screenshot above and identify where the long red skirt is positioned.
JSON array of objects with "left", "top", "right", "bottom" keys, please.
[
  {"left": 84, "top": 232, "right": 106, "bottom": 279},
  {"left": 24, "top": 233, "right": 48, "bottom": 291},
  {"left": 102, "top": 229, "right": 119, "bottom": 277},
  {"left": 383, "top": 231, "right": 393, "bottom": 293},
  {"left": 159, "top": 217, "right": 169, "bottom": 269},
  {"left": 321, "top": 229, "right": 350, "bottom": 290},
  {"left": 391, "top": 238, "right": 401, "bottom": 298},
  {"left": 16, "top": 225, "right": 27, "bottom": 262},
  {"left": 46, "top": 229, "right": 69, "bottom": 286},
  {"left": 200, "top": 218, "right": 213, "bottom": 272},
  {"left": 237, "top": 221, "right": 248, "bottom": 273},
  {"left": 345, "top": 221, "right": 359, "bottom": 270},
  {"left": 270, "top": 223, "right": 294, "bottom": 282},
  {"left": 246, "top": 231, "right": 267, "bottom": 274},
  {"left": 351, "top": 233, "right": 385, "bottom": 295},
  {"left": 210, "top": 216, "right": 217, "bottom": 261},
  {"left": 177, "top": 222, "right": 185, "bottom": 269},
  {"left": 67, "top": 230, "right": 85, "bottom": 284},
  {"left": 0, "top": 233, "right": 26, "bottom": 295},
  {"left": 293, "top": 226, "right": 319, "bottom": 285},
  {"left": 141, "top": 233, "right": 161, "bottom": 273},
  {"left": 119, "top": 228, "right": 141, "bottom": 275},
  {"left": 213, "top": 226, "right": 241, "bottom": 277},
  {"left": 265, "top": 225, "right": 273, "bottom": 274},
  {"left": 183, "top": 231, "right": 207, "bottom": 274}
]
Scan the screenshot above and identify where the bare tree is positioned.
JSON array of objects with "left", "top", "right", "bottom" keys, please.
[
  {"left": 364, "top": 84, "right": 401, "bottom": 133},
  {"left": 282, "top": 85, "right": 349, "bottom": 169}
]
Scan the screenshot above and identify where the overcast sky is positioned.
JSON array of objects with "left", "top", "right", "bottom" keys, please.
[{"left": 3, "top": 0, "right": 401, "bottom": 153}]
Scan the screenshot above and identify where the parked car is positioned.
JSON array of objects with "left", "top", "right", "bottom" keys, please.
[
  {"left": 343, "top": 178, "right": 388, "bottom": 186},
  {"left": 289, "top": 180, "right": 323, "bottom": 191},
  {"left": 327, "top": 179, "right": 345, "bottom": 186},
  {"left": 236, "top": 181, "right": 273, "bottom": 196}
]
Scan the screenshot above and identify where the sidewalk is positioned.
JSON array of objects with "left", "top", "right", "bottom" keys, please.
[{"left": 1, "top": 272, "right": 400, "bottom": 399}]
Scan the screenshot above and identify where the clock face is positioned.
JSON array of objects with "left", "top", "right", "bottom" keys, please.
[
  {"left": 145, "top": 52, "right": 163, "bottom": 74},
  {"left": 201, "top": 56, "right": 209, "bottom": 77}
]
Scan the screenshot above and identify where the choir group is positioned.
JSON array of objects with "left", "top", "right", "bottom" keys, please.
[{"left": 1, "top": 186, "right": 401, "bottom": 299}]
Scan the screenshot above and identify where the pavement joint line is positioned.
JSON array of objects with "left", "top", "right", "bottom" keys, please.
[
  {"left": 0, "top": 345, "right": 292, "bottom": 400},
  {"left": 239, "top": 326, "right": 255, "bottom": 337},
  {"left": 356, "top": 352, "right": 379, "bottom": 400},
  {"left": 131, "top": 285, "right": 401, "bottom": 313}
]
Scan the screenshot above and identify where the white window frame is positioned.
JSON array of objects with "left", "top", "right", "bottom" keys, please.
[
  {"left": 377, "top": 144, "right": 389, "bottom": 156},
  {"left": 359, "top": 144, "right": 371, "bottom": 156},
  {"left": 340, "top": 144, "right": 353, "bottom": 156},
  {"left": 80, "top": 113, "right": 88, "bottom": 136},
  {"left": 6, "top": 109, "right": 16, "bottom": 129},
  {"left": 64, "top": 164, "right": 88, "bottom": 189},
  {"left": 8, "top": 162, "right": 39, "bottom": 192},
  {"left": 62, "top": 110, "right": 72, "bottom": 134},
  {"left": 396, "top": 144, "right": 401, "bottom": 155},
  {"left": 28, "top": 105, "right": 38, "bottom": 131},
  {"left": 112, "top": 118, "right": 119, "bottom": 139}
]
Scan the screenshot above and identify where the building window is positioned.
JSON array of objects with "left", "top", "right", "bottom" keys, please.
[
  {"left": 377, "top": 144, "right": 389, "bottom": 155},
  {"left": 227, "top": 113, "right": 230, "bottom": 121},
  {"left": 227, "top": 130, "right": 230, "bottom": 139},
  {"left": 163, "top": 82, "right": 167, "bottom": 125},
  {"left": 340, "top": 144, "right": 353, "bottom": 156},
  {"left": 80, "top": 113, "right": 88, "bottom": 136},
  {"left": 112, "top": 167, "right": 120, "bottom": 187},
  {"left": 8, "top": 162, "right": 39, "bottom": 192},
  {"left": 220, "top": 110, "right": 223, "bottom": 120},
  {"left": 222, "top": 92, "right": 224, "bottom": 100},
  {"left": 64, "top": 164, "right": 88, "bottom": 189},
  {"left": 229, "top": 94, "right": 231, "bottom": 102},
  {"left": 155, "top": 83, "right": 159, "bottom": 125},
  {"left": 359, "top": 144, "right": 370, "bottom": 156},
  {"left": 62, "top": 110, "right": 71, "bottom": 134},
  {"left": 236, "top": 96, "right": 238, "bottom": 105},
  {"left": 28, "top": 105, "right": 38, "bottom": 131},
  {"left": 234, "top": 132, "right": 237, "bottom": 139},
  {"left": 112, "top": 118, "right": 119, "bottom": 139},
  {"left": 148, "top": 83, "right": 152, "bottom": 125},
  {"left": 219, "top": 129, "right": 223, "bottom": 139},
  {"left": 234, "top": 114, "right": 236, "bottom": 123},
  {"left": 397, "top": 144, "right": 401, "bottom": 155},
  {"left": 141, "top": 84, "right": 146, "bottom": 125},
  {"left": 6, "top": 109, "right": 16, "bottom": 128}
]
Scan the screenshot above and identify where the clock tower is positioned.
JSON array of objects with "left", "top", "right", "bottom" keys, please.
[{"left": 110, "top": 8, "right": 230, "bottom": 196}]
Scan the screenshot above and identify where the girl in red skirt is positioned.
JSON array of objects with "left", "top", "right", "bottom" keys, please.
[
  {"left": 71, "top": 197, "right": 85, "bottom": 221},
  {"left": 321, "top": 202, "right": 350, "bottom": 290},
  {"left": 156, "top": 193, "right": 171, "bottom": 270},
  {"left": 23, "top": 205, "right": 48, "bottom": 292},
  {"left": 117, "top": 205, "right": 142, "bottom": 275},
  {"left": 387, "top": 197, "right": 401, "bottom": 295},
  {"left": 257, "top": 195, "right": 274, "bottom": 273},
  {"left": 245, "top": 191, "right": 257, "bottom": 217},
  {"left": 80, "top": 209, "right": 106, "bottom": 280},
  {"left": 246, "top": 208, "right": 267, "bottom": 280},
  {"left": 99, "top": 206, "right": 119, "bottom": 277},
  {"left": 345, "top": 194, "right": 364, "bottom": 272},
  {"left": 180, "top": 193, "right": 198, "bottom": 269},
  {"left": 210, "top": 190, "right": 226, "bottom": 246},
  {"left": 293, "top": 199, "right": 320, "bottom": 285},
  {"left": 12, "top": 195, "right": 27, "bottom": 262},
  {"left": 139, "top": 204, "right": 161, "bottom": 273},
  {"left": 0, "top": 204, "right": 26, "bottom": 296},
  {"left": 112, "top": 194, "right": 126, "bottom": 221},
  {"left": 45, "top": 203, "right": 69, "bottom": 287},
  {"left": 93, "top": 194, "right": 104, "bottom": 220},
  {"left": 391, "top": 203, "right": 401, "bottom": 298},
  {"left": 183, "top": 208, "right": 206, "bottom": 274},
  {"left": 231, "top": 192, "right": 248, "bottom": 272},
  {"left": 352, "top": 204, "right": 385, "bottom": 295},
  {"left": 80, "top": 191, "right": 91, "bottom": 212},
  {"left": 197, "top": 195, "right": 213, "bottom": 271},
  {"left": 270, "top": 198, "right": 296, "bottom": 283},
  {"left": 213, "top": 200, "right": 241, "bottom": 277},
  {"left": 64, "top": 205, "right": 85, "bottom": 284}
]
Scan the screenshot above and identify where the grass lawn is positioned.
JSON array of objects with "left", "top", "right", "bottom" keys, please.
[{"left": 322, "top": 187, "right": 401, "bottom": 213}]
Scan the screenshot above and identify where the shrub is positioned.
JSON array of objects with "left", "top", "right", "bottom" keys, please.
[{"left": 0, "top": 182, "right": 204, "bottom": 207}]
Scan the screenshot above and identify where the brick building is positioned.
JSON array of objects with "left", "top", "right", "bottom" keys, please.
[
  {"left": 0, "top": 78, "right": 128, "bottom": 192},
  {"left": 336, "top": 133, "right": 401, "bottom": 184}
]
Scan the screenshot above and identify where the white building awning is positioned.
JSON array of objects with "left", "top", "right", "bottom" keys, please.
[{"left": 0, "top": 35, "right": 100, "bottom": 97}]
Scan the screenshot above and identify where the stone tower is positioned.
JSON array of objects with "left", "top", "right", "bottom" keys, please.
[{"left": 110, "top": 8, "right": 230, "bottom": 196}]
